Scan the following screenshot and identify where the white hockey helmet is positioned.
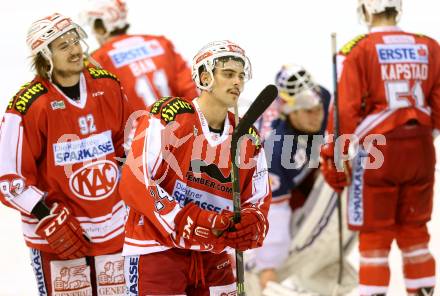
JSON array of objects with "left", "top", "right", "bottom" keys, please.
[
  {"left": 357, "top": 0, "right": 402, "bottom": 25},
  {"left": 26, "top": 13, "right": 88, "bottom": 78},
  {"left": 275, "top": 64, "right": 321, "bottom": 114},
  {"left": 191, "top": 40, "right": 252, "bottom": 91},
  {"left": 27, "top": 13, "right": 87, "bottom": 57},
  {"left": 82, "top": 0, "right": 128, "bottom": 33}
]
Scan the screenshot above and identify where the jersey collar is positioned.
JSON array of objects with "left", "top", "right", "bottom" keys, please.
[
  {"left": 192, "top": 98, "right": 231, "bottom": 147},
  {"left": 370, "top": 26, "right": 402, "bottom": 33},
  {"left": 51, "top": 72, "right": 88, "bottom": 109}
]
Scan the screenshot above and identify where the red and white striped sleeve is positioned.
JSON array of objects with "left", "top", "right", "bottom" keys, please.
[
  {"left": 0, "top": 110, "right": 46, "bottom": 215},
  {"left": 119, "top": 114, "right": 182, "bottom": 239}
]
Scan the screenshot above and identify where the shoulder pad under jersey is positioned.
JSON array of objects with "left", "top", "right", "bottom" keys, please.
[
  {"left": 87, "top": 67, "right": 119, "bottom": 81},
  {"left": 340, "top": 34, "right": 367, "bottom": 56},
  {"left": 8, "top": 81, "right": 48, "bottom": 115},
  {"left": 150, "top": 96, "right": 194, "bottom": 123}
]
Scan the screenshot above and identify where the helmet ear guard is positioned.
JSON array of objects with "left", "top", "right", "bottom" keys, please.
[
  {"left": 357, "top": 0, "right": 402, "bottom": 25},
  {"left": 191, "top": 40, "right": 252, "bottom": 91}
]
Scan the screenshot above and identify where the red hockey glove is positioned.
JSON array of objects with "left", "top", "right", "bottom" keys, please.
[
  {"left": 222, "top": 208, "right": 267, "bottom": 251},
  {"left": 174, "top": 203, "right": 233, "bottom": 245},
  {"left": 35, "top": 203, "right": 90, "bottom": 259},
  {"left": 320, "top": 143, "right": 350, "bottom": 193}
]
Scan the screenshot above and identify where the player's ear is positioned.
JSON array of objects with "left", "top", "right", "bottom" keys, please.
[{"left": 200, "top": 71, "right": 211, "bottom": 86}]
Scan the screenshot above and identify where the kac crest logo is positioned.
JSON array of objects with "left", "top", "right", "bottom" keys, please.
[{"left": 69, "top": 160, "right": 118, "bottom": 201}]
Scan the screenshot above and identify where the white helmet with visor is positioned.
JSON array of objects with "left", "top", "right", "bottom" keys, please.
[
  {"left": 191, "top": 40, "right": 252, "bottom": 91},
  {"left": 26, "top": 13, "right": 88, "bottom": 78}
]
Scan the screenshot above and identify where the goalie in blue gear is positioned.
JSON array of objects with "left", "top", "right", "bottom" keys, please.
[{"left": 246, "top": 64, "right": 357, "bottom": 295}]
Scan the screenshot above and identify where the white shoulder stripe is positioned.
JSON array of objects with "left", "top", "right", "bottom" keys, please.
[{"left": 0, "top": 113, "right": 22, "bottom": 176}]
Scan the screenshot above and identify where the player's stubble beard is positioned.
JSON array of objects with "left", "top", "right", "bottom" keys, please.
[
  {"left": 54, "top": 53, "right": 84, "bottom": 80},
  {"left": 214, "top": 88, "right": 241, "bottom": 110}
]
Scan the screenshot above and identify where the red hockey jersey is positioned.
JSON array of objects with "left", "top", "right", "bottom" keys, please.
[
  {"left": 119, "top": 97, "right": 271, "bottom": 256},
  {"left": 92, "top": 34, "right": 198, "bottom": 112},
  {"left": 327, "top": 26, "right": 440, "bottom": 139},
  {"left": 0, "top": 66, "right": 132, "bottom": 255}
]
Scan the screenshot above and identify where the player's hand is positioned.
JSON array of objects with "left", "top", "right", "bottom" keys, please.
[
  {"left": 35, "top": 203, "right": 90, "bottom": 259},
  {"left": 259, "top": 269, "right": 278, "bottom": 289},
  {"left": 222, "top": 208, "right": 267, "bottom": 251},
  {"left": 320, "top": 143, "right": 350, "bottom": 193},
  {"left": 174, "top": 203, "right": 233, "bottom": 245}
]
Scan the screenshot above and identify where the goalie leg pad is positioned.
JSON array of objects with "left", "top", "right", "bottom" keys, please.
[
  {"left": 244, "top": 267, "right": 264, "bottom": 296},
  {"left": 246, "top": 174, "right": 358, "bottom": 295},
  {"left": 271, "top": 260, "right": 357, "bottom": 296},
  {"left": 283, "top": 174, "right": 356, "bottom": 278}
]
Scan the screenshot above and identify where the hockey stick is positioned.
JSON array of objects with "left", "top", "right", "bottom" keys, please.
[
  {"left": 230, "top": 84, "right": 278, "bottom": 296},
  {"left": 331, "top": 33, "right": 344, "bottom": 296}
]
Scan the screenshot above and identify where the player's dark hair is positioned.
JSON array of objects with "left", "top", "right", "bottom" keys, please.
[
  {"left": 375, "top": 7, "right": 398, "bottom": 19},
  {"left": 215, "top": 56, "right": 245, "bottom": 68},
  {"left": 32, "top": 53, "right": 51, "bottom": 80},
  {"left": 93, "top": 19, "right": 130, "bottom": 36}
]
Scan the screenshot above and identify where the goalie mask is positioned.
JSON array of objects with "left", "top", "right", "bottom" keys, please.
[
  {"left": 81, "top": 0, "right": 128, "bottom": 33},
  {"left": 275, "top": 64, "right": 321, "bottom": 114},
  {"left": 26, "top": 13, "right": 89, "bottom": 79},
  {"left": 192, "top": 40, "right": 252, "bottom": 91},
  {"left": 357, "top": 0, "right": 402, "bottom": 25}
]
